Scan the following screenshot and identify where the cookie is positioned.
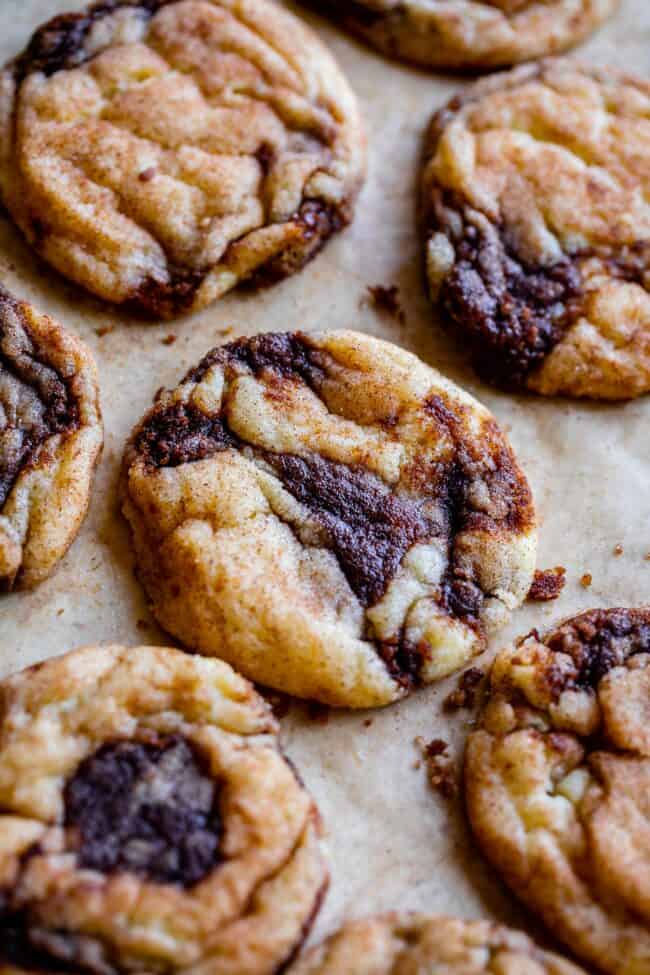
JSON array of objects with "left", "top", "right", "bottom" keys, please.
[
  {"left": 303, "top": 1, "right": 619, "bottom": 71},
  {"left": 0, "top": 0, "right": 365, "bottom": 319},
  {"left": 289, "top": 912, "right": 585, "bottom": 974},
  {"left": 121, "top": 329, "right": 536, "bottom": 709},
  {"left": 0, "top": 287, "right": 102, "bottom": 590},
  {"left": 0, "top": 644, "right": 328, "bottom": 975},
  {"left": 466, "top": 608, "right": 650, "bottom": 975},
  {"left": 422, "top": 60, "right": 650, "bottom": 399}
]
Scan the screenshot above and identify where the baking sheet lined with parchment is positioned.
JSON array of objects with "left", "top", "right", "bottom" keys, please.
[{"left": 0, "top": 0, "right": 649, "bottom": 956}]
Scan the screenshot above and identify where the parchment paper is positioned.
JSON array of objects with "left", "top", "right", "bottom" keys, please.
[{"left": 0, "top": 0, "right": 649, "bottom": 955}]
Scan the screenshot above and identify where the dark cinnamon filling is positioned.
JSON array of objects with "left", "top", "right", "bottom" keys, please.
[
  {"left": 0, "top": 291, "right": 79, "bottom": 508},
  {"left": 1, "top": 737, "right": 222, "bottom": 974},
  {"left": 128, "top": 333, "right": 538, "bottom": 685},
  {"left": 429, "top": 191, "right": 582, "bottom": 388},
  {"left": 64, "top": 736, "right": 222, "bottom": 886}
]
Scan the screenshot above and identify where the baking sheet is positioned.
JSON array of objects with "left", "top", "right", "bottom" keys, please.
[{"left": 0, "top": 0, "right": 649, "bottom": 954}]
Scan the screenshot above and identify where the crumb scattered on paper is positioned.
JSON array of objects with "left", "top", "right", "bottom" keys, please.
[
  {"left": 444, "top": 667, "right": 484, "bottom": 711},
  {"left": 414, "top": 736, "right": 457, "bottom": 799},
  {"left": 364, "top": 284, "right": 406, "bottom": 325},
  {"left": 528, "top": 567, "right": 566, "bottom": 601}
]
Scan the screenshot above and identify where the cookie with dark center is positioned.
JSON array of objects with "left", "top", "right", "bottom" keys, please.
[
  {"left": 300, "top": 1, "right": 619, "bottom": 71},
  {"left": 0, "top": 0, "right": 365, "bottom": 319},
  {"left": 289, "top": 912, "right": 585, "bottom": 974},
  {"left": 0, "top": 287, "right": 102, "bottom": 590},
  {"left": 421, "top": 60, "right": 650, "bottom": 399},
  {"left": 466, "top": 607, "right": 650, "bottom": 974},
  {"left": 121, "top": 329, "right": 537, "bottom": 709},
  {"left": 0, "top": 644, "right": 328, "bottom": 975}
]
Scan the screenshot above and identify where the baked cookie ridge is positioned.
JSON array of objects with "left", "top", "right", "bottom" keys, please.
[
  {"left": 0, "top": 644, "right": 328, "bottom": 975},
  {"left": 422, "top": 60, "right": 650, "bottom": 399},
  {"left": 0, "top": 0, "right": 366, "bottom": 318},
  {"left": 288, "top": 912, "right": 586, "bottom": 973},
  {"left": 121, "top": 329, "right": 537, "bottom": 708},
  {"left": 300, "top": 0, "right": 620, "bottom": 71},
  {"left": 0, "top": 287, "right": 102, "bottom": 590},
  {"left": 466, "top": 607, "right": 650, "bottom": 975}
]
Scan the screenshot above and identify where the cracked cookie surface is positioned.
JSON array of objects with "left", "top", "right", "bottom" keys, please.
[
  {"left": 302, "top": 1, "right": 619, "bottom": 71},
  {"left": 289, "top": 912, "right": 585, "bottom": 974},
  {"left": 466, "top": 608, "right": 650, "bottom": 975},
  {"left": 0, "top": 644, "right": 328, "bottom": 975},
  {"left": 121, "top": 329, "right": 536, "bottom": 709},
  {"left": 0, "top": 288, "right": 102, "bottom": 590},
  {"left": 422, "top": 60, "right": 650, "bottom": 399},
  {"left": 0, "top": 0, "right": 365, "bottom": 319}
]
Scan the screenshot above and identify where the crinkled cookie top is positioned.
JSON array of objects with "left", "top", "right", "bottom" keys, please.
[
  {"left": 0, "top": 644, "right": 327, "bottom": 975},
  {"left": 0, "top": 0, "right": 365, "bottom": 317},
  {"left": 303, "top": 0, "right": 619, "bottom": 70},
  {"left": 122, "top": 329, "right": 536, "bottom": 708},
  {"left": 466, "top": 608, "right": 650, "bottom": 975},
  {"left": 289, "top": 912, "right": 585, "bottom": 974},
  {"left": 422, "top": 60, "right": 650, "bottom": 399},
  {"left": 0, "top": 288, "right": 102, "bottom": 590}
]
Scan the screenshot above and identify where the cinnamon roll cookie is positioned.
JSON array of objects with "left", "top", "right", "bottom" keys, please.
[
  {"left": 0, "top": 0, "right": 365, "bottom": 319},
  {"left": 422, "top": 61, "right": 650, "bottom": 399},
  {"left": 466, "top": 608, "right": 650, "bottom": 975},
  {"left": 289, "top": 912, "right": 585, "bottom": 974},
  {"left": 0, "top": 644, "right": 328, "bottom": 975},
  {"left": 121, "top": 330, "right": 536, "bottom": 709},
  {"left": 0, "top": 288, "right": 102, "bottom": 590},
  {"left": 304, "top": 1, "right": 619, "bottom": 71}
]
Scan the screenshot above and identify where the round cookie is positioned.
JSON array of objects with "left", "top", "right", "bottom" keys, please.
[
  {"left": 466, "top": 608, "right": 650, "bottom": 975},
  {"left": 289, "top": 912, "right": 585, "bottom": 974},
  {"left": 0, "top": 287, "right": 102, "bottom": 590},
  {"left": 303, "top": 1, "right": 619, "bottom": 72},
  {"left": 0, "top": 644, "right": 328, "bottom": 975},
  {"left": 121, "top": 329, "right": 537, "bottom": 709},
  {"left": 0, "top": 0, "right": 365, "bottom": 319},
  {"left": 422, "top": 60, "right": 650, "bottom": 399}
]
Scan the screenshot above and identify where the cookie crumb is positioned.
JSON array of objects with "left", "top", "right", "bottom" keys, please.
[
  {"left": 95, "top": 324, "right": 114, "bottom": 337},
  {"left": 444, "top": 667, "right": 484, "bottom": 710},
  {"left": 56, "top": 608, "right": 64, "bottom": 616},
  {"left": 138, "top": 167, "right": 157, "bottom": 182},
  {"left": 645, "top": 553, "right": 650, "bottom": 562},
  {"left": 613, "top": 544, "right": 624, "bottom": 557},
  {"left": 528, "top": 567, "right": 566, "bottom": 601},
  {"left": 580, "top": 573, "right": 593, "bottom": 588},
  {"left": 363, "top": 718, "right": 373, "bottom": 727},
  {"left": 364, "top": 285, "right": 406, "bottom": 325},
  {"left": 162, "top": 334, "right": 177, "bottom": 346},
  {"left": 414, "top": 736, "right": 457, "bottom": 799}
]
